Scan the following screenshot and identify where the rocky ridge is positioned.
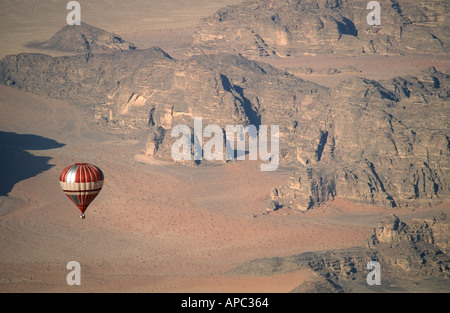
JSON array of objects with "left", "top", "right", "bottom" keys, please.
[
  {"left": 190, "top": 0, "right": 449, "bottom": 58},
  {"left": 28, "top": 22, "right": 136, "bottom": 54},
  {"left": 230, "top": 213, "right": 450, "bottom": 292}
]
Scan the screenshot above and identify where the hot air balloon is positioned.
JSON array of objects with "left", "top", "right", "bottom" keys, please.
[{"left": 59, "top": 163, "right": 104, "bottom": 219}]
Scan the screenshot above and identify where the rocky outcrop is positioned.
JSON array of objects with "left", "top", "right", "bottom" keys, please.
[
  {"left": 0, "top": 47, "right": 171, "bottom": 108},
  {"left": 365, "top": 213, "right": 450, "bottom": 281},
  {"left": 190, "top": 0, "right": 449, "bottom": 57},
  {"left": 290, "top": 278, "right": 344, "bottom": 293},
  {"left": 28, "top": 22, "right": 136, "bottom": 54},
  {"left": 230, "top": 214, "right": 450, "bottom": 292},
  {"left": 367, "top": 213, "right": 450, "bottom": 254}
]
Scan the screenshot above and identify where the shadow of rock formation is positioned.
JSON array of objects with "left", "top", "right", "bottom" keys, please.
[{"left": 0, "top": 131, "right": 65, "bottom": 196}]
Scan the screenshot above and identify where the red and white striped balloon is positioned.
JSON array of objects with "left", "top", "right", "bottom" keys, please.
[{"left": 59, "top": 163, "right": 104, "bottom": 218}]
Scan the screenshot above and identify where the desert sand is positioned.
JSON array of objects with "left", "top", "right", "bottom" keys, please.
[{"left": 0, "top": 0, "right": 448, "bottom": 293}]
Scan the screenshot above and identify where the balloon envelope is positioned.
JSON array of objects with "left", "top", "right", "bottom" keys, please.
[{"left": 59, "top": 163, "right": 104, "bottom": 217}]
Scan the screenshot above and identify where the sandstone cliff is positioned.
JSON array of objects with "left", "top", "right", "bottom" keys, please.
[
  {"left": 271, "top": 67, "right": 450, "bottom": 210},
  {"left": 190, "top": 0, "right": 449, "bottom": 57}
]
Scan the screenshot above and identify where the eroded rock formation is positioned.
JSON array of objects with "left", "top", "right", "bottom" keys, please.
[
  {"left": 230, "top": 214, "right": 450, "bottom": 292},
  {"left": 190, "top": 0, "right": 449, "bottom": 57},
  {"left": 28, "top": 22, "right": 136, "bottom": 54}
]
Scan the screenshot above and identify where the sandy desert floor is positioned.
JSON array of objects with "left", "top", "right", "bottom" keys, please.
[{"left": 0, "top": 0, "right": 449, "bottom": 293}]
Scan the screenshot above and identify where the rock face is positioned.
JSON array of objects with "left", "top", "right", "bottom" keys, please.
[
  {"left": 270, "top": 67, "right": 450, "bottom": 210},
  {"left": 230, "top": 214, "right": 450, "bottom": 292},
  {"left": 28, "top": 22, "right": 136, "bottom": 54},
  {"left": 190, "top": 0, "right": 449, "bottom": 57},
  {"left": 0, "top": 23, "right": 449, "bottom": 210},
  {"left": 0, "top": 47, "right": 170, "bottom": 109}
]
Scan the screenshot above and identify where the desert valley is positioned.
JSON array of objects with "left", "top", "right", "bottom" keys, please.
[{"left": 0, "top": 0, "right": 449, "bottom": 293}]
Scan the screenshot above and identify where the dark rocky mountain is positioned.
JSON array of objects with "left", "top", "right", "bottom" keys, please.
[
  {"left": 28, "top": 22, "right": 136, "bottom": 54},
  {"left": 190, "top": 0, "right": 449, "bottom": 57},
  {"left": 230, "top": 213, "right": 450, "bottom": 292}
]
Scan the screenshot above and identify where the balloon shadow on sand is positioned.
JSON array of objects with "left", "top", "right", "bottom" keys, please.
[{"left": 0, "top": 131, "right": 65, "bottom": 196}]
